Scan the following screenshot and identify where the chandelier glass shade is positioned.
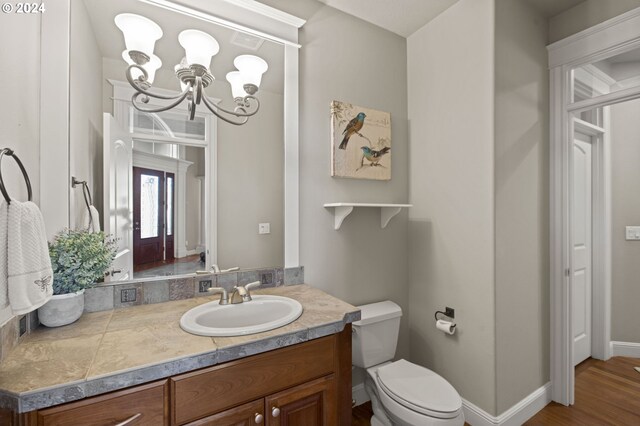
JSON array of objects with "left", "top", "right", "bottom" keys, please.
[{"left": 114, "top": 13, "right": 268, "bottom": 125}]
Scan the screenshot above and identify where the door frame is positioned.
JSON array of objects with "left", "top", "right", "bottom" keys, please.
[{"left": 548, "top": 7, "right": 640, "bottom": 405}]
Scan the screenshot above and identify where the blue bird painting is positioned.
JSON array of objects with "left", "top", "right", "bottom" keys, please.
[
  {"left": 338, "top": 112, "right": 366, "bottom": 149},
  {"left": 358, "top": 146, "right": 390, "bottom": 170},
  {"left": 331, "top": 100, "right": 391, "bottom": 180}
]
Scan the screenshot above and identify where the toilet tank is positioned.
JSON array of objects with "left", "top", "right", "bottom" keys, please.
[{"left": 352, "top": 301, "right": 402, "bottom": 368}]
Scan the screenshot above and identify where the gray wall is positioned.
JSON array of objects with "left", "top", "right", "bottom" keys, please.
[
  {"left": 216, "top": 89, "right": 284, "bottom": 269},
  {"left": 494, "top": 0, "right": 550, "bottom": 414},
  {"left": 258, "top": 0, "right": 410, "bottom": 364},
  {"left": 69, "top": 0, "right": 103, "bottom": 231},
  {"left": 549, "top": 0, "right": 640, "bottom": 43},
  {"left": 0, "top": 12, "right": 42, "bottom": 325},
  {"left": 611, "top": 98, "right": 640, "bottom": 343},
  {"left": 407, "top": 0, "right": 497, "bottom": 415}
]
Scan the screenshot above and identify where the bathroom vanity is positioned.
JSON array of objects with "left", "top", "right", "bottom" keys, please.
[{"left": 0, "top": 285, "right": 359, "bottom": 426}]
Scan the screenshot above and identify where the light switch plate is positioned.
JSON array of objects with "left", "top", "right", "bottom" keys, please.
[
  {"left": 625, "top": 226, "right": 640, "bottom": 240},
  {"left": 258, "top": 223, "right": 270, "bottom": 234}
]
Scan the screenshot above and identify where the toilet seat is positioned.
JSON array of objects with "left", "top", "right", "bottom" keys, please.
[{"left": 376, "top": 359, "right": 462, "bottom": 420}]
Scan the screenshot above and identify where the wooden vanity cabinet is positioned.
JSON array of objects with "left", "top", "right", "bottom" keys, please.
[
  {"left": 11, "top": 325, "right": 352, "bottom": 426},
  {"left": 171, "top": 327, "right": 351, "bottom": 425}
]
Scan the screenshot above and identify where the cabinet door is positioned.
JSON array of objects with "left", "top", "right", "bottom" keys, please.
[
  {"left": 37, "top": 380, "right": 168, "bottom": 426},
  {"left": 185, "top": 399, "right": 264, "bottom": 426},
  {"left": 265, "top": 375, "right": 336, "bottom": 426}
]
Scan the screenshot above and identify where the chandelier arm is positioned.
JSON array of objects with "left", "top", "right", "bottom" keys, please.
[
  {"left": 201, "top": 95, "right": 249, "bottom": 126},
  {"left": 131, "top": 90, "right": 192, "bottom": 114},
  {"left": 126, "top": 64, "right": 192, "bottom": 101},
  {"left": 209, "top": 95, "right": 261, "bottom": 118},
  {"left": 188, "top": 96, "right": 197, "bottom": 121},
  {"left": 194, "top": 76, "right": 203, "bottom": 105}
]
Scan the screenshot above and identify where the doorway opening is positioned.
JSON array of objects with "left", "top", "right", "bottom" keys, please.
[{"left": 549, "top": 10, "right": 640, "bottom": 404}]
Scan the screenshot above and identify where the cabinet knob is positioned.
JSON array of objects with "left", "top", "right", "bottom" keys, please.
[
  {"left": 271, "top": 407, "right": 280, "bottom": 417},
  {"left": 254, "top": 413, "right": 264, "bottom": 424}
]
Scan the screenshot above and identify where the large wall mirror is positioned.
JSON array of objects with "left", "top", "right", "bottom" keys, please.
[{"left": 65, "top": 0, "right": 302, "bottom": 283}]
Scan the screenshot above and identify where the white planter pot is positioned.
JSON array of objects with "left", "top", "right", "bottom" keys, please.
[{"left": 38, "top": 289, "right": 85, "bottom": 327}]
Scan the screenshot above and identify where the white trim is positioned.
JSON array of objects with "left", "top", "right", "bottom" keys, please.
[
  {"left": 132, "top": 150, "right": 193, "bottom": 172},
  {"left": 610, "top": 341, "right": 640, "bottom": 357},
  {"left": 462, "top": 383, "right": 551, "bottom": 426},
  {"left": 219, "top": 0, "right": 306, "bottom": 28},
  {"left": 140, "top": 0, "right": 304, "bottom": 47},
  {"left": 283, "top": 44, "right": 299, "bottom": 268},
  {"left": 547, "top": 7, "right": 640, "bottom": 68},
  {"left": 352, "top": 383, "right": 370, "bottom": 407},
  {"left": 588, "top": 110, "right": 612, "bottom": 362}
]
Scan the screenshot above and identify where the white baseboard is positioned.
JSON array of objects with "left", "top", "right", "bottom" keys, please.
[
  {"left": 352, "top": 383, "right": 370, "bottom": 407},
  {"left": 462, "top": 383, "right": 551, "bottom": 426},
  {"left": 610, "top": 341, "right": 640, "bottom": 358}
]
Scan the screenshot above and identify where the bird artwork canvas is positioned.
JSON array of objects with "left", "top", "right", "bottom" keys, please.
[{"left": 331, "top": 100, "right": 391, "bottom": 180}]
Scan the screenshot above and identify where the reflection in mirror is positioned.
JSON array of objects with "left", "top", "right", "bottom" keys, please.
[
  {"left": 69, "top": 0, "right": 284, "bottom": 283},
  {"left": 131, "top": 143, "right": 206, "bottom": 280}
]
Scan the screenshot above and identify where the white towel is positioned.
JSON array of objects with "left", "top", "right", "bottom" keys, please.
[
  {"left": 7, "top": 200, "right": 53, "bottom": 315},
  {"left": 0, "top": 201, "right": 8, "bottom": 312},
  {"left": 81, "top": 205, "right": 101, "bottom": 233}
]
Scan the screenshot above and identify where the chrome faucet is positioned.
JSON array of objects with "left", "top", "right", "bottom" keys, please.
[
  {"left": 230, "top": 281, "right": 261, "bottom": 304},
  {"left": 207, "top": 287, "right": 229, "bottom": 305}
]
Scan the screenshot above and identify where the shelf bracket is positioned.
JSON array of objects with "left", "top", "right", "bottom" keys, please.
[
  {"left": 333, "top": 205, "right": 354, "bottom": 230},
  {"left": 381, "top": 206, "right": 402, "bottom": 229}
]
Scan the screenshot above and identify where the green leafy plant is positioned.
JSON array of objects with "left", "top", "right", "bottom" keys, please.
[{"left": 48, "top": 230, "right": 118, "bottom": 295}]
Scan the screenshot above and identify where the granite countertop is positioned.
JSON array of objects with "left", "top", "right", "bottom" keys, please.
[{"left": 0, "top": 284, "right": 360, "bottom": 413}]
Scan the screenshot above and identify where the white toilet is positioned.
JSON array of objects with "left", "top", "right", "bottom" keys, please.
[{"left": 352, "top": 301, "right": 465, "bottom": 426}]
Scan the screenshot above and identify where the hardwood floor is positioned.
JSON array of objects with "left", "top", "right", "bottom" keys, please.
[
  {"left": 526, "top": 356, "right": 640, "bottom": 425},
  {"left": 352, "top": 357, "right": 640, "bottom": 425},
  {"left": 352, "top": 401, "right": 372, "bottom": 426}
]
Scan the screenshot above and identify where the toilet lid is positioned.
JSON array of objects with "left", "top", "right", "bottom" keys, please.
[{"left": 376, "top": 360, "right": 462, "bottom": 418}]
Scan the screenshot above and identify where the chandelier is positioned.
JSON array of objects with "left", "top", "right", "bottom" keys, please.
[{"left": 114, "top": 13, "right": 268, "bottom": 125}]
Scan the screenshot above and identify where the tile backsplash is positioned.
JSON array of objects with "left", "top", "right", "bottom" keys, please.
[
  {"left": 0, "top": 310, "right": 39, "bottom": 363},
  {"left": 85, "top": 266, "right": 304, "bottom": 313}
]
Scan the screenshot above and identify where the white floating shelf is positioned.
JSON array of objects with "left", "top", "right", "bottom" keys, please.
[{"left": 324, "top": 203, "right": 412, "bottom": 230}]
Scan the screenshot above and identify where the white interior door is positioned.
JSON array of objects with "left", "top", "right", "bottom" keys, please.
[
  {"left": 572, "top": 131, "right": 593, "bottom": 366},
  {"left": 103, "top": 113, "right": 133, "bottom": 281}
]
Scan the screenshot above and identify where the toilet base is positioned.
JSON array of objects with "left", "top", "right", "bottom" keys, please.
[{"left": 371, "top": 415, "right": 388, "bottom": 426}]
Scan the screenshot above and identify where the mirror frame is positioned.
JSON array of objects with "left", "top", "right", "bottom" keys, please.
[{"left": 40, "top": 0, "right": 304, "bottom": 268}]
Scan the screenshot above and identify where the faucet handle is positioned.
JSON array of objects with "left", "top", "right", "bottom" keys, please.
[
  {"left": 207, "top": 287, "right": 229, "bottom": 305},
  {"left": 235, "top": 281, "right": 260, "bottom": 303}
]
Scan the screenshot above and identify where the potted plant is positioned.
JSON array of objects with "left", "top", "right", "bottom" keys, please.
[{"left": 38, "top": 230, "right": 117, "bottom": 327}]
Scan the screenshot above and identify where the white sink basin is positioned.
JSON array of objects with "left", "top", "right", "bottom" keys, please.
[{"left": 180, "top": 295, "right": 303, "bottom": 337}]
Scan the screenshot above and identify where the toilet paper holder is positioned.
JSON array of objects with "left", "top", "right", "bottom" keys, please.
[
  {"left": 434, "top": 308, "right": 457, "bottom": 334},
  {"left": 434, "top": 307, "right": 455, "bottom": 321}
]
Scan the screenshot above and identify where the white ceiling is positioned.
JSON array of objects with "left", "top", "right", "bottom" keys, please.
[
  {"left": 315, "top": 0, "right": 587, "bottom": 38},
  {"left": 82, "top": 0, "right": 284, "bottom": 94},
  {"left": 315, "top": 0, "right": 458, "bottom": 38}
]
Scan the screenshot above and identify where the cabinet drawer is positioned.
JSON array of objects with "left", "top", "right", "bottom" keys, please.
[
  {"left": 184, "top": 399, "right": 264, "bottom": 426},
  {"left": 172, "top": 336, "right": 336, "bottom": 425},
  {"left": 37, "top": 380, "right": 168, "bottom": 426}
]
